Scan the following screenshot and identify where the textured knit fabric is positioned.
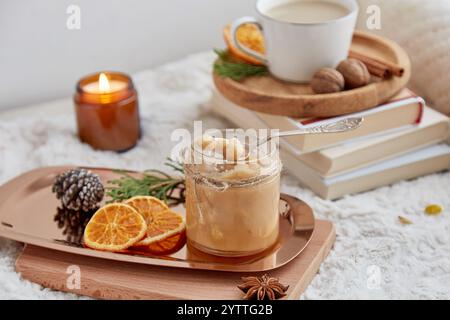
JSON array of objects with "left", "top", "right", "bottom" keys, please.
[
  {"left": 357, "top": 0, "right": 450, "bottom": 116},
  {"left": 1, "top": 52, "right": 450, "bottom": 299}
]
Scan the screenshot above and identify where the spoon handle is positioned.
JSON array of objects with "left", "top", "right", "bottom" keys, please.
[
  {"left": 260, "top": 117, "right": 364, "bottom": 146},
  {"left": 277, "top": 117, "right": 363, "bottom": 137}
]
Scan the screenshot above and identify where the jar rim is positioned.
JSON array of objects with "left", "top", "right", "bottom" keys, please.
[
  {"left": 186, "top": 129, "right": 279, "bottom": 165},
  {"left": 182, "top": 129, "right": 282, "bottom": 186}
]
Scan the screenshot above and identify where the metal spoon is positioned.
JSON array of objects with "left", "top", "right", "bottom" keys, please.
[{"left": 254, "top": 117, "right": 364, "bottom": 149}]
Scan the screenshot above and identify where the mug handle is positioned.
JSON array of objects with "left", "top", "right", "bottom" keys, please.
[{"left": 230, "top": 16, "right": 267, "bottom": 65}]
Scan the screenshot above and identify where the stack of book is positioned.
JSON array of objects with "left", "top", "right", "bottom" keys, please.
[{"left": 211, "top": 88, "right": 450, "bottom": 200}]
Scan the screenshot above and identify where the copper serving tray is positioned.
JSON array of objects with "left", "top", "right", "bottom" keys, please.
[{"left": 0, "top": 166, "right": 315, "bottom": 272}]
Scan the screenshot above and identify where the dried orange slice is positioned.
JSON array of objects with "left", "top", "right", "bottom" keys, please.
[
  {"left": 146, "top": 232, "right": 186, "bottom": 254},
  {"left": 83, "top": 203, "right": 146, "bottom": 252},
  {"left": 125, "top": 196, "right": 169, "bottom": 215},
  {"left": 223, "top": 24, "right": 265, "bottom": 65},
  {"left": 129, "top": 232, "right": 186, "bottom": 256},
  {"left": 125, "top": 196, "right": 185, "bottom": 246}
]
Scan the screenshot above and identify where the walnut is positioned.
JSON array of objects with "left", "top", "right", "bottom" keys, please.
[
  {"left": 337, "top": 58, "right": 371, "bottom": 89},
  {"left": 311, "top": 68, "right": 345, "bottom": 94}
]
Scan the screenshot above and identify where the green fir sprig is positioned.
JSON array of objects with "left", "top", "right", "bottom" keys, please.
[
  {"left": 213, "top": 49, "right": 268, "bottom": 81},
  {"left": 106, "top": 158, "right": 185, "bottom": 206}
]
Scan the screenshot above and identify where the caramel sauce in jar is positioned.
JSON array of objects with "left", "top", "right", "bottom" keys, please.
[{"left": 184, "top": 134, "right": 281, "bottom": 257}]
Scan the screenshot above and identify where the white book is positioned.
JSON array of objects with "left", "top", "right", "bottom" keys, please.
[
  {"left": 281, "top": 144, "right": 450, "bottom": 200},
  {"left": 299, "top": 107, "right": 449, "bottom": 177}
]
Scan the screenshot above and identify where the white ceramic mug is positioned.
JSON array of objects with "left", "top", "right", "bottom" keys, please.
[{"left": 230, "top": 0, "right": 359, "bottom": 83}]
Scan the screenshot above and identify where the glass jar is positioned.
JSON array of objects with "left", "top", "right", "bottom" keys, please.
[
  {"left": 74, "top": 72, "right": 140, "bottom": 152},
  {"left": 184, "top": 133, "right": 281, "bottom": 257}
]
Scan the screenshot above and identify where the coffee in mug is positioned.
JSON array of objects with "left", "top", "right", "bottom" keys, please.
[
  {"left": 230, "top": 0, "right": 358, "bottom": 82},
  {"left": 266, "top": 1, "right": 350, "bottom": 24}
]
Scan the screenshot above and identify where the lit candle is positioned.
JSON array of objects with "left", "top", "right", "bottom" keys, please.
[
  {"left": 83, "top": 73, "right": 128, "bottom": 94},
  {"left": 74, "top": 72, "right": 141, "bottom": 151}
]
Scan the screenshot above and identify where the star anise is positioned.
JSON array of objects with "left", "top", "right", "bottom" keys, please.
[{"left": 237, "top": 274, "right": 289, "bottom": 300}]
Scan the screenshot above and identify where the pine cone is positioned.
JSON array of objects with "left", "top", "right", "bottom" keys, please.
[
  {"left": 54, "top": 206, "right": 96, "bottom": 244},
  {"left": 52, "top": 168, "right": 104, "bottom": 211}
]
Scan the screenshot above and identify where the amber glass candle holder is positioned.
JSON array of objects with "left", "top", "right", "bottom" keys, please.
[{"left": 74, "top": 72, "right": 141, "bottom": 152}]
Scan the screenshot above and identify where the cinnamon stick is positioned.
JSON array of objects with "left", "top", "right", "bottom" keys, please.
[
  {"left": 349, "top": 50, "right": 404, "bottom": 78},
  {"left": 364, "top": 63, "right": 392, "bottom": 79}
]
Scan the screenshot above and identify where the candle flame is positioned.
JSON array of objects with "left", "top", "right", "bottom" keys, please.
[{"left": 98, "top": 73, "right": 110, "bottom": 92}]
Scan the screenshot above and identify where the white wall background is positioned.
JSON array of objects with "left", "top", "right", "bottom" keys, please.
[{"left": 0, "top": 0, "right": 256, "bottom": 110}]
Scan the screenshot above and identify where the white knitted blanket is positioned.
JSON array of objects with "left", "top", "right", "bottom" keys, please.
[
  {"left": 357, "top": 0, "right": 450, "bottom": 116},
  {"left": 0, "top": 51, "right": 449, "bottom": 299}
]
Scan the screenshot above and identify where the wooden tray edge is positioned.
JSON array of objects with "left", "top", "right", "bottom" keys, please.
[
  {"left": 15, "top": 220, "right": 335, "bottom": 300},
  {"left": 287, "top": 220, "right": 335, "bottom": 299}
]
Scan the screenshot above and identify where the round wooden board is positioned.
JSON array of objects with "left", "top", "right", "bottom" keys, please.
[{"left": 213, "top": 31, "right": 411, "bottom": 118}]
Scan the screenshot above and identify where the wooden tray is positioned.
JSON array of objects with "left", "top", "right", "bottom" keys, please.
[
  {"left": 0, "top": 166, "right": 315, "bottom": 272},
  {"left": 213, "top": 31, "right": 411, "bottom": 118},
  {"left": 15, "top": 219, "right": 335, "bottom": 300}
]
